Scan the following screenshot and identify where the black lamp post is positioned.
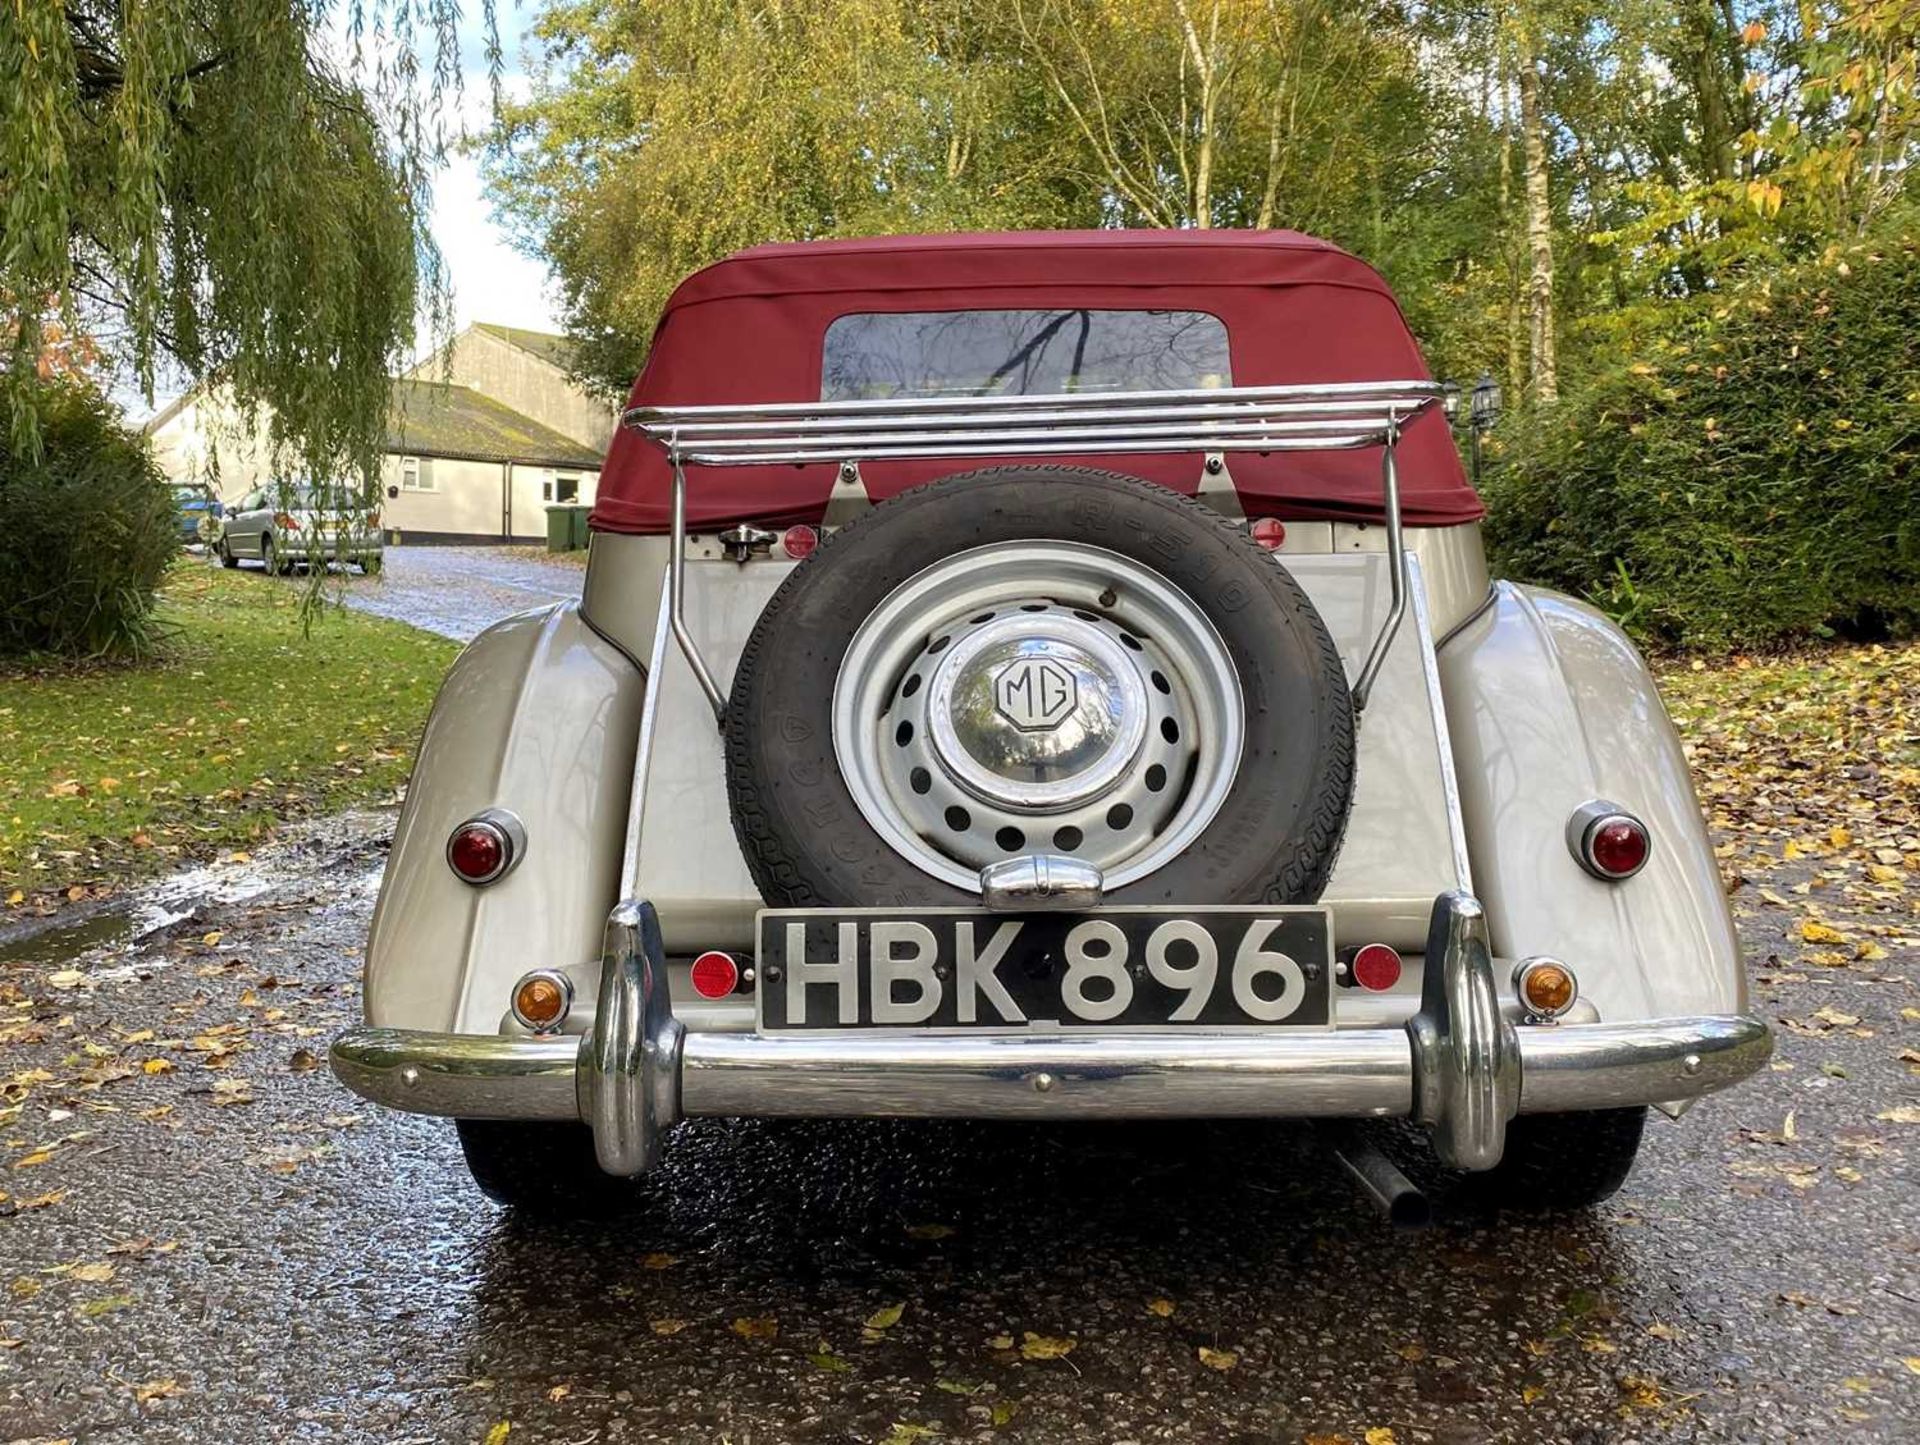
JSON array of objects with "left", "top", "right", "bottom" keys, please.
[{"left": 1469, "top": 372, "right": 1501, "bottom": 487}]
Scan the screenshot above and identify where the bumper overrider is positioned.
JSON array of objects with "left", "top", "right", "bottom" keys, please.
[{"left": 330, "top": 892, "right": 1771, "bottom": 1177}]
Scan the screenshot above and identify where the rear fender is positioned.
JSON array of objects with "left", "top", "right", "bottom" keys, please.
[
  {"left": 365, "top": 603, "right": 644, "bottom": 1032},
  {"left": 1438, "top": 583, "right": 1744, "bottom": 1022}
]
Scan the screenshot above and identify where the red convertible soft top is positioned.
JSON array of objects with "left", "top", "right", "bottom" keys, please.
[{"left": 591, "top": 231, "right": 1480, "bottom": 534}]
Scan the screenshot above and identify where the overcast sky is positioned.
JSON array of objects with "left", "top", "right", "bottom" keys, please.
[{"left": 435, "top": 2, "right": 560, "bottom": 340}]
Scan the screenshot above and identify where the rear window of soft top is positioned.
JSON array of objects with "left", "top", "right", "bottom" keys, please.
[{"left": 822, "top": 309, "right": 1230, "bottom": 400}]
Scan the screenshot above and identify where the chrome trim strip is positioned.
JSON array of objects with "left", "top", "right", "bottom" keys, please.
[
  {"left": 618, "top": 572, "right": 675, "bottom": 889},
  {"left": 1433, "top": 583, "right": 1498, "bottom": 653},
  {"left": 1405, "top": 557, "right": 1473, "bottom": 890}
]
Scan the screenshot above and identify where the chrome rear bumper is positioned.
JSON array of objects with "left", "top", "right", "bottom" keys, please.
[{"left": 330, "top": 892, "right": 1771, "bottom": 1177}]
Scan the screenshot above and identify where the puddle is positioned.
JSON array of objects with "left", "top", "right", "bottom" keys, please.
[{"left": 0, "top": 809, "right": 392, "bottom": 975}]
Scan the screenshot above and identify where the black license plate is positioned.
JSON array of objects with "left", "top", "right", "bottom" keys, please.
[{"left": 756, "top": 907, "right": 1332, "bottom": 1031}]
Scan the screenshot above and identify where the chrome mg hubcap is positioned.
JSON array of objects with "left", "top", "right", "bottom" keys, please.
[
  {"left": 832, "top": 541, "right": 1246, "bottom": 893},
  {"left": 928, "top": 617, "right": 1148, "bottom": 811}
]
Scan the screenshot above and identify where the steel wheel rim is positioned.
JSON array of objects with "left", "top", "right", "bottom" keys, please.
[{"left": 832, "top": 541, "right": 1245, "bottom": 892}]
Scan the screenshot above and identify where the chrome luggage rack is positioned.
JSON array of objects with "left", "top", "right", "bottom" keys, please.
[{"left": 624, "top": 379, "right": 1443, "bottom": 723}]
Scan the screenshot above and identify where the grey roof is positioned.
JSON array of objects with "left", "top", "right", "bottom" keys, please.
[
  {"left": 385, "top": 379, "right": 602, "bottom": 468},
  {"left": 473, "top": 323, "right": 579, "bottom": 372}
]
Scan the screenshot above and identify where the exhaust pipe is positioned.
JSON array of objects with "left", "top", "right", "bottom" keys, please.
[{"left": 1320, "top": 1124, "right": 1430, "bottom": 1228}]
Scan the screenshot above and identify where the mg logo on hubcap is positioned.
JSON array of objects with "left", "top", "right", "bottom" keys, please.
[{"left": 993, "top": 657, "right": 1078, "bottom": 731}]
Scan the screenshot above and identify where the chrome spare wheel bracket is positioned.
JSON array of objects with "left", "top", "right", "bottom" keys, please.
[
  {"left": 1349, "top": 414, "right": 1408, "bottom": 715},
  {"left": 979, "top": 854, "right": 1105, "bottom": 911},
  {"left": 822, "top": 459, "right": 872, "bottom": 528},
  {"left": 577, "top": 899, "right": 684, "bottom": 1176},
  {"left": 1194, "top": 452, "right": 1244, "bottom": 520},
  {"left": 1406, "top": 890, "right": 1520, "bottom": 1171},
  {"left": 667, "top": 440, "right": 728, "bottom": 727}
]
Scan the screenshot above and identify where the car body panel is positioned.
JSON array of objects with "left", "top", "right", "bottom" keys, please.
[
  {"left": 1436, "top": 581, "right": 1745, "bottom": 1021},
  {"left": 627, "top": 548, "right": 1469, "bottom": 962},
  {"left": 364, "top": 602, "right": 645, "bottom": 1032}
]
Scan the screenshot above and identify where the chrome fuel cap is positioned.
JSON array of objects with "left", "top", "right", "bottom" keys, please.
[{"left": 928, "top": 617, "right": 1147, "bottom": 812}]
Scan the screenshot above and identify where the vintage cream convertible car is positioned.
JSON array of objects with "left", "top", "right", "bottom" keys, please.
[{"left": 331, "top": 231, "right": 1770, "bottom": 1220}]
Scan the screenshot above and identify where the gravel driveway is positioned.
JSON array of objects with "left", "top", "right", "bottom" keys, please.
[
  {"left": 0, "top": 809, "right": 1914, "bottom": 1444},
  {"left": 250, "top": 545, "right": 586, "bottom": 642}
]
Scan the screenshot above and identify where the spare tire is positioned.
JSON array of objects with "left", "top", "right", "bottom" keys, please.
[{"left": 725, "top": 467, "right": 1354, "bottom": 909}]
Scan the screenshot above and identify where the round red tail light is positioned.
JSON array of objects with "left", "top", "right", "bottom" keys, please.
[
  {"left": 782, "top": 525, "right": 820, "bottom": 560},
  {"left": 1249, "top": 517, "right": 1286, "bottom": 551},
  {"left": 689, "top": 950, "right": 742, "bottom": 999},
  {"left": 1588, "top": 817, "right": 1650, "bottom": 877},
  {"left": 447, "top": 823, "right": 506, "bottom": 882},
  {"left": 446, "top": 811, "right": 522, "bottom": 885},
  {"left": 1350, "top": 943, "right": 1402, "bottom": 992}
]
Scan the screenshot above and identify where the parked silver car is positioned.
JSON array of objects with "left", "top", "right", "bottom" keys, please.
[
  {"left": 215, "top": 484, "right": 383, "bottom": 574},
  {"left": 331, "top": 231, "right": 1769, "bottom": 1222}
]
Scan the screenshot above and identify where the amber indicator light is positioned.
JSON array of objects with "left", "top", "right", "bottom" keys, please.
[
  {"left": 511, "top": 972, "right": 570, "bottom": 1032},
  {"left": 1518, "top": 960, "right": 1577, "bottom": 1017}
]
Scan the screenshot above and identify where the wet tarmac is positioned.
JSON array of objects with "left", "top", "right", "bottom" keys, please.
[{"left": 0, "top": 814, "right": 1914, "bottom": 1444}]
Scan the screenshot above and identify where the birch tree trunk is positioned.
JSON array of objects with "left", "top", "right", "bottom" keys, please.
[
  {"left": 1499, "top": 62, "right": 1525, "bottom": 403},
  {"left": 1516, "top": 30, "right": 1558, "bottom": 404},
  {"left": 1174, "top": 0, "right": 1221, "bottom": 227}
]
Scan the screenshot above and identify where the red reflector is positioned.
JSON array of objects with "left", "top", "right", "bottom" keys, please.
[
  {"left": 782, "top": 525, "right": 820, "bottom": 560},
  {"left": 1249, "top": 517, "right": 1286, "bottom": 550},
  {"left": 447, "top": 823, "right": 506, "bottom": 883},
  {"left": 690, "top": 950, "right": 740, "bottom": 999},
  {"left": 1351, "top": 943, "right": 1402, "bottom": 992},
  {"left": 1588, "top": 817, "right": 1649, "bottom": 878}
]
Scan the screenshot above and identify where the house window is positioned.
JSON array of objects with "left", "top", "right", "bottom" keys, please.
[
  {"left": 399, "top": 456, "right": 436, "bottom": 491},
  {"left": 544, "top": 475, "right": 581, "bottom": 504}
]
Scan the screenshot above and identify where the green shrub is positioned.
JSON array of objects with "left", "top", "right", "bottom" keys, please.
[
  {"left": 1483, "top": 232, "right": 1920, "bottom": 650},
  {"left": 0, "top": 384, "right": 179, "bottom": 658}
]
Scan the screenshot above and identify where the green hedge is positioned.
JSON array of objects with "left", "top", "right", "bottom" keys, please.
[
  {"left": 1483, "top": 234, "right": 1920, "bottom": 650},
  {"left": 0, "top": 384, "right": 179, "bottom": 658}
]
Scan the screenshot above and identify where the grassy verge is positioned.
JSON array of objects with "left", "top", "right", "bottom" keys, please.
[{"left": 2, "top": 564, "right": 456, "bottom": 906}]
